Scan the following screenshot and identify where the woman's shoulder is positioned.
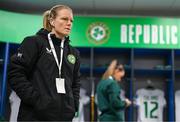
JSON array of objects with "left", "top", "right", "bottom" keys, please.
[
  {"left": 23, "top": 34, "right": 46, "bottom": 43},
  {"left": 99, "top": 78, "right": 115, "bottom": 86},
  {"left": 98, "top": 79, "right": 118, "bottom": 91},
  {"left": 68, "top": 45, "right": 80, "bottom": 57},
  {"left": 20, "top": 34, "right": 47, "bottom": 52}
]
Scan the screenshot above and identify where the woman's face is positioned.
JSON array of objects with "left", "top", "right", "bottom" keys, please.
[
  {"left": 51, "top": 8, "right": 73, "bottom": 38},
  {"left": 114, "top": 64, "right": 125, "bottom": 82}
]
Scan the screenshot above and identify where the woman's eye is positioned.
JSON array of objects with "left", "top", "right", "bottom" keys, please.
[
  {"left": 61, "top": 17, "right": 73, "bottom": 22},
  {"left": 61, "top": 18, "right": 68, "bottom": 21}
]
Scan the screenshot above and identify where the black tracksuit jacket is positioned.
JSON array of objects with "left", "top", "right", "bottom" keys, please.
[{"left": 8, "top": 28, "right": 81, "bottom": 121}]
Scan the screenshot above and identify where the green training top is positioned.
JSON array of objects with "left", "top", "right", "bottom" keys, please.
[{"left": 96, "top": 76, "right": 126, "bottom": 121}]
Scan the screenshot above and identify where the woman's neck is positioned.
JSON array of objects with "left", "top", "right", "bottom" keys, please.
[
  {"left": 112, "top": 75, "right": 122, "bottom": 82},
  {"left": 51, "top": 30, "right": 64, "bottom": 40}
]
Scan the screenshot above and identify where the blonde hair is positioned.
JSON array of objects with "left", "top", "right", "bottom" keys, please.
[
  {"left": 102, "top": 59, "right": 118, "bottom": 80},
  {"left": 43, "top": 5, "right": 73, "bottom": 31},
  {"left": 43, "top": 10, "right": 51, "bottom": 31}
]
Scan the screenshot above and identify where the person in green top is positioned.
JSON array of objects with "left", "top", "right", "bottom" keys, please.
[{"left": 96, "top": 59, "right": 131, "bottom": 122}]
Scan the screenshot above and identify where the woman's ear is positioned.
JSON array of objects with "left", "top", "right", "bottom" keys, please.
[
  {"left": 50, "top": 19, "right": 55, "bottom": 26},
  {"left": 51, "top": 21, "right": 55, "bottom": 26}
]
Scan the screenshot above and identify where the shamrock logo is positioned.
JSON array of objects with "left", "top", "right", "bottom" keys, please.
[
  {"left": 87, "top": 22, "right": 110, "bottom": 45},
  {"left": 67, "top": 54, "right": 76, "bottom": 64}
]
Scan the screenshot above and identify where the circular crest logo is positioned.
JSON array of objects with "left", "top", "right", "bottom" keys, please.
[
  {"left": 67, "top": 54, "right": 76, "bottom": 64},
  {"left": 87, "top": 22, "right": 110, "bottom": 45}
]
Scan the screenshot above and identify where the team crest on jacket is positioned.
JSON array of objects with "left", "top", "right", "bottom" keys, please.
[{"left": 67, "top": 54, "right": 76, "bottom": 64}]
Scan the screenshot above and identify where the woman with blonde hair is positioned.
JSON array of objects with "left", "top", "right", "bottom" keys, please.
[
  {"left": 8, "top": 4, "right": 80, "bottom": 121},
  {"left": 96, "top": 59, "right": 131, "bottom": 122}
]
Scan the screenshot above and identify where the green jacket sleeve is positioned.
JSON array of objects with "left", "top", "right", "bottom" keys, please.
[{"left": 107, "top": 82, "right": 126, "bottom": 110}]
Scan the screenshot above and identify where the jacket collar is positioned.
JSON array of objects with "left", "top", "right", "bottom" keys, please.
[
  {"left": 50, "top": 33, "right": 70, "bottom": 46},
  {"left": 109, "top": 76, "right": 114, "bottom": 80}
]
